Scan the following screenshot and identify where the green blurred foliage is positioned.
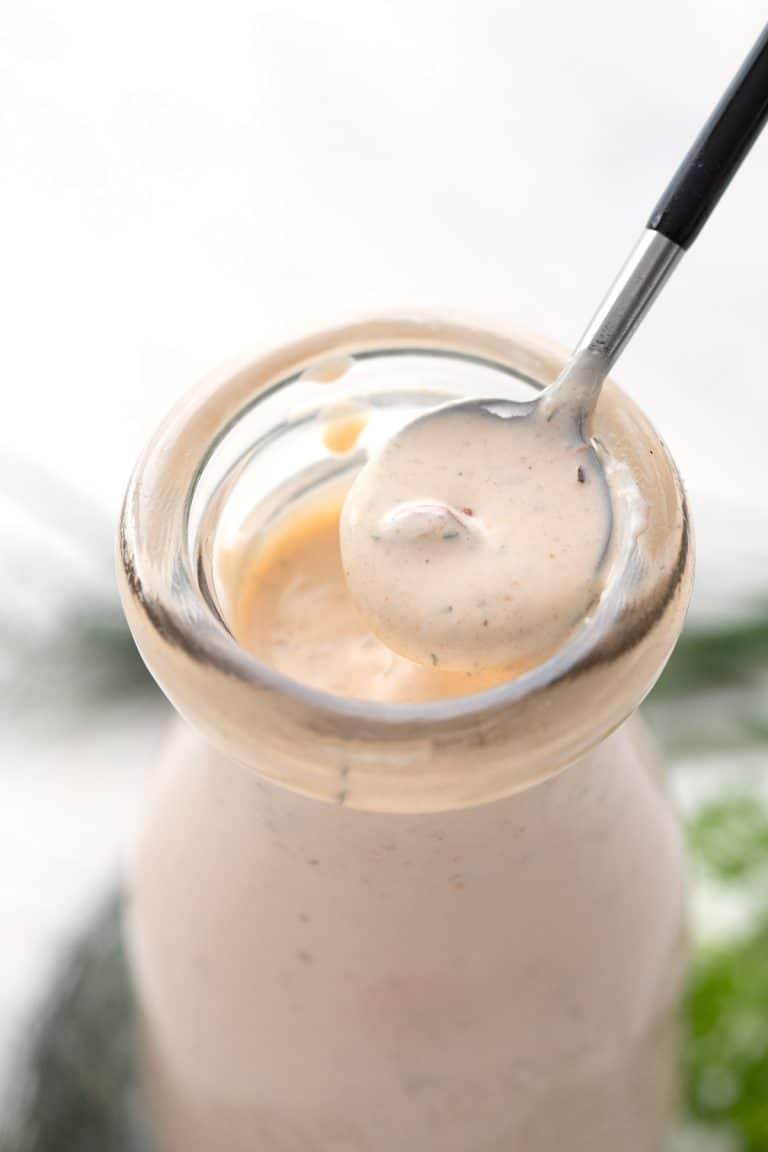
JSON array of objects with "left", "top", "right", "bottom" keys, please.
[
  {"left": 686, "top": 795, "right": 768, "bottom": 1150},
  {"left": 691, "top": 796, "right": 768, "bottom": 884},
  {"left": 659, "top": 619, "right": 768, "bottom": 697}
]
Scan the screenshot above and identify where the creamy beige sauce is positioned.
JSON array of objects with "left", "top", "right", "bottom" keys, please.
[
  {"left": 134, "top": 720, "right": 686, "bottom": 1152},
  {"left": 232, "top": 491, "right": 508, "bottom": 702},
  {"left": 340, "top": 404, "right": 611, "bottom": 673}
]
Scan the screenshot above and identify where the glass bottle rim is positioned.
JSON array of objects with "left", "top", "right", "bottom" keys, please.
[{"left": 118, "top": 316, "right": 693, "bottom": 810}]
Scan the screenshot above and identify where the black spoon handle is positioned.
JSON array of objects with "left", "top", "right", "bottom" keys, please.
[
  {"left": 548, "top": 20, "right": 768, "bottom": 418},
  {"left": 648, "top": 22, "right": 768, "bottom": 249}
]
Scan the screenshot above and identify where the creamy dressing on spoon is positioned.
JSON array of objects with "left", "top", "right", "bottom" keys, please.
[{"left": 340, "top": 403, "right": 613, "bottom": 673}]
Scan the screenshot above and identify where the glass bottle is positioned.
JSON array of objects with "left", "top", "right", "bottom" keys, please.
[{"left": 118, "top": 317, "right": 693, "bottom": 1152}]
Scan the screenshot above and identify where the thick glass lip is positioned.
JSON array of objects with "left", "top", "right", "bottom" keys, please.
[{"left": 118, "top": 316, "right": 693, "bottom": 809}]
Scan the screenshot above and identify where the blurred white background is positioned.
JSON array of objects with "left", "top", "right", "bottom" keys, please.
[
  {"left": 2, "top": 0, "right": 767, "bottom": 509},
  {"left": 1, "top": 0, "right": 767, "bottom": 1100}
]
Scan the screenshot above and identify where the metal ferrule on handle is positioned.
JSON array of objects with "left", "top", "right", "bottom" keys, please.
[
  {"left": 572, "top": 229, "right": 683, "bottom": 374},
  {"left": 544, "top": 230, "right": 683, "bottom": 420}
]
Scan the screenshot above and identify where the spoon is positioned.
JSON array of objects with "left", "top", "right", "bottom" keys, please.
[{"left": 341, "top": 23, "right": 768, "bottom": 673}]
